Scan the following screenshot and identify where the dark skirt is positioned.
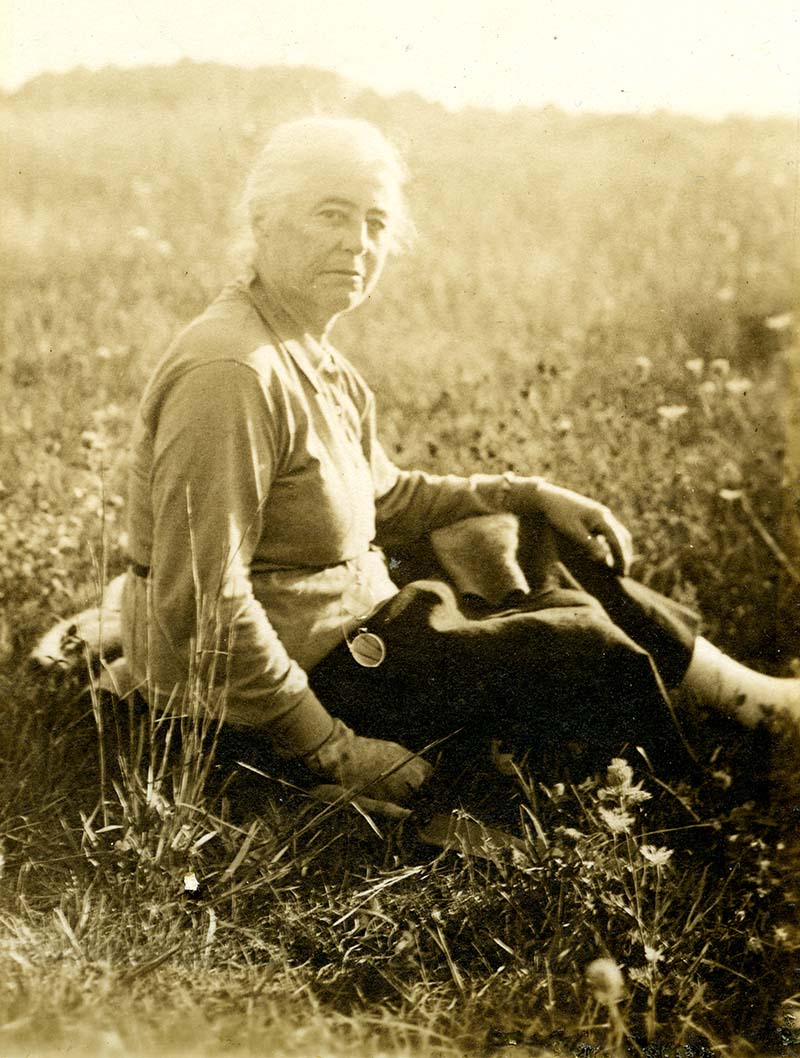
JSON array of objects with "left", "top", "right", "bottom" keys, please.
[{"left": 309, "top": 517, "right": 701, "bottom": 776}]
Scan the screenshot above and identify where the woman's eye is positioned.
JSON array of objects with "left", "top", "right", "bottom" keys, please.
[{"left": 367, "top": 217, "right": 387, "bottom": 235}]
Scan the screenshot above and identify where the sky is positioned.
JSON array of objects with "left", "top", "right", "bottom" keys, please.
[{"left": 2, "top": 0, "right": 799, "bottom": 118}]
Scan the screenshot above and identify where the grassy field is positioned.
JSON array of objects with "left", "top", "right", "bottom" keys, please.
[{"left": 1, "top": 65, "right": 798, "bottom": 1057}]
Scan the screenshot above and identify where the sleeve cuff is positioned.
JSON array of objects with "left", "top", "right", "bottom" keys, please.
[
  {"left": 500, "top": 472, "right": 546, "bottom": 514},
  {"left": 266, "top": 687, "right": 336, "bottom": 759}
]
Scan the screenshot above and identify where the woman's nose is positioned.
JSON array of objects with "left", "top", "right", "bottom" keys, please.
[{"left": 341, "top": 219, "right": 369, "bottom": 255}]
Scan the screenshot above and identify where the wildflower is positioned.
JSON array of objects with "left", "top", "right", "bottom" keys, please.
[
  {"left": 80, "top": 430, "right": 106, "bottom": 451},
  {"left": 715, "top": 287, "right": 736, "bottom": 302},
  {"left": 725, "top": 378, "right": 750, "bottom": 397},
  {"left": 684, "top": 358, "right": 704, "bottom": 376},
  {"left": 765, "top": 311, "right": 792, "bottom": 332},
  {"left": 639, "top": 845, "right": 673, "bottom": 866},
  {"left": 710, "top": 357, "right": 730, "bottom": 376},
  {"left": 643, "top": 945, "right": 665, "bottom": 964},
  {"left": 586, "top": 958, "right": 624, "bottom": 1005},
  {"left": 598, "top": 806, "right": 636, "bottom": 834},
  {"left": 599, "top": 758, "right": 651, "bottom": 805},
  {"left": 657, "top": 405, "right": 689, "bottom": 424},
  {"left": 95, "top": 345, "right": 112, "bottom": 360},
  {"left": 605, "top": 758, "right": 634, "bottom": 788},
  {"left": 698, "top": 379, "right": 718, "bottom": 401},
  {"left": 554, "top": 416, "right": 572, "bottom": 435},
  {"left": 718, "top": 489, "right": 742, "bottom": 502},
  {"left": 183, "top": 871, "right": 200, "bottom": 893}
]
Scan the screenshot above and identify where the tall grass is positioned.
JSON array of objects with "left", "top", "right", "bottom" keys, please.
[{"left": 0, "top": 69, "right": 797, "bottom": 1056}]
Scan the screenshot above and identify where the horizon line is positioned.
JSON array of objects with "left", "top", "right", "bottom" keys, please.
[{"left": 2, "top": 57, "right": 797, "bottom": 124}]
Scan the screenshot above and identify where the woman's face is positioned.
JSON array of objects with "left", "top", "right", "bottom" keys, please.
[{"left": 254, "top": 159, "right": 398, "bottom": 331}]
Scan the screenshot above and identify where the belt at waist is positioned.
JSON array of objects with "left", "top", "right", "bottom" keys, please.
[{"left": 129, "top": 550, "right": 387, "bottom": 581}]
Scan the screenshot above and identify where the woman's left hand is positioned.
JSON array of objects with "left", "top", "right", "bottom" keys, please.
[{"left": 533, "top": 481, "right": 634, "bottom": 574}]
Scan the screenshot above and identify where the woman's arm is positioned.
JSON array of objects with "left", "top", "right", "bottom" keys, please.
[
  {"left": 145, "top": 358, "right": 431, "bottom": 798},
  {"left": 147, "top": 359, "right": 334, "bottom": 755},
  {"left": 364, "top": 396, "right": 633, "bottom": 573}
]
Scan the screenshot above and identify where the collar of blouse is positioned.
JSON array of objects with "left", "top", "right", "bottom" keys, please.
[{"left": 245, "top": 274, "right": 341, "bottom": 395}]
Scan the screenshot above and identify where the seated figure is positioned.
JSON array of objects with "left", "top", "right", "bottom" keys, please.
[{"left": 34, "top": 116, "right": 800, "bottom": 814}]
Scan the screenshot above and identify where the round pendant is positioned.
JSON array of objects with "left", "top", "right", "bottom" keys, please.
[{"left": 349, "top": 631, "right": 386, "bottom": 668}]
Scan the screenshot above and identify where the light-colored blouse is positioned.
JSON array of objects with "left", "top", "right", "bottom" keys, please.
[{"left": 123, "top": 276, "right": 537, "bottom": 755}]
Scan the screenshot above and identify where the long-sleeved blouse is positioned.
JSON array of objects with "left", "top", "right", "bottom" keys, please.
[{"left": 123, "top": 276, "right": 537, "bottom": 755}]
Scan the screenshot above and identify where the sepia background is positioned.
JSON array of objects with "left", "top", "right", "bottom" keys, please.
[{"left": 1, "top": 2, "right": 798, "bottom": 1056}]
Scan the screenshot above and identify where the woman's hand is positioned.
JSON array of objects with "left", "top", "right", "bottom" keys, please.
[
  {"left": 534, "top": 481, "right": 634, "bottom": 574},
  {"left": 303, "top": 719, "right": 432, "bottom": 804}
]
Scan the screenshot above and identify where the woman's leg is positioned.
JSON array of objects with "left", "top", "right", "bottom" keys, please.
[
  {"left": 310, "top": 577, "right": 698, "bottom": 776},
  {"left": 545, "top": 524, "right": 800, "bottom": 732},
  {"left": 678, "top": 637, "right": 800, "bottom": 728}
]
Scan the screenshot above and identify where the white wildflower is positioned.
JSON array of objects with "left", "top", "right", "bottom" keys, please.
[
  {"left": 765, "top": 311, "right": 792, "bottom": 332},
  {"left": 657, "top": 405, "right": 689, "bottom": 424},
  {"left": 586, "top": 958, "right": 624, "bottom": 1005},
  {"left": 639, "top": 845, "right": 673, "bottom": 866},
  {"left": 644, "top": 945, "right": 665, "bottom": 964},
  {"left": 598, "top": 806, "right": 636, "bottom": 834},
  {"left": 725, "top": 378, "right": 750, "bottom": 397},
  {"left": 605, "top": 758, "right": 634, "bottom": 788},
  {"left": 599, "top": 758, "right": 651, "bottom": 805},
  {"left": 80, "top": 430, "right": 106, "bottom": 451},
  {"left": 684, "top": 358, "right": 704, "bottom": 376}
]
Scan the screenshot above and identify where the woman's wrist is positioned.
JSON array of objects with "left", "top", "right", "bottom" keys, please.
[
  {"left": 500, "top": 471, "right": 548, "bottom": 515},
  {"left": 269, "top": 688, "right": 336, "bottom": 759}
]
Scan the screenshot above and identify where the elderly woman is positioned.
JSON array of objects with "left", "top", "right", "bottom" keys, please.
[{"left": 121, "top": 116, "right": 799, "bottom": 805}]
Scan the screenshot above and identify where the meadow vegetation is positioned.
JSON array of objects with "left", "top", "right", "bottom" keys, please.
[{"left": 0, "top": 64, "right": 798, "bottom": 1057}]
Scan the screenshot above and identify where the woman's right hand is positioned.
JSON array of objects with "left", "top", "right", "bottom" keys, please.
[{"left": 302, "top": 719, "right": 432, "bottom": 804}]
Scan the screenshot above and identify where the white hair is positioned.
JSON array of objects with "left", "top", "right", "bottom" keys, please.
[{"left": 234, "top": 115, "right": 415, "bottom": 272}]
